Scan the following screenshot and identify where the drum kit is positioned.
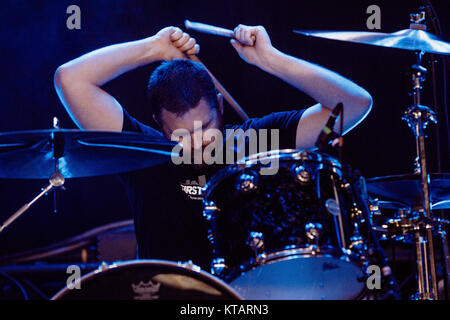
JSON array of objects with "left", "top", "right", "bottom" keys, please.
[{"left": 1, "top": 10, "right": 449, "bottom": 300}]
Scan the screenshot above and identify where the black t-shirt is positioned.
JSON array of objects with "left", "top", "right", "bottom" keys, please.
[{"left": 119, "top": 108, "right": 306, "bottom": 271}]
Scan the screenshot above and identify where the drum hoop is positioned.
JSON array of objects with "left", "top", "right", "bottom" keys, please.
[
  {"left": 203, "top": 149, "right": 341, "bottom": 200},
  {"left": 51, "top": 259, "right": 243, "bottom": 300},
  {"left": 259, "top": 245, "right": 362, "bottom": 265},
  {"left": 231, "top": 245, "right": 364, "bottom": 279},
  {"left": 239, "top": 149, "right": 339, "bottom": 165}
]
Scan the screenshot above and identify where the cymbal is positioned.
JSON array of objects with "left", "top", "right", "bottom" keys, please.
[
  {"left": 293, "top": 29, "right": 450, "bottom": 55},
  {"left": 366, "top": 173, "right": 450, "bottom": 210},
  {"left": 0, "top": 129, "right": 179, "bottom": 179}
]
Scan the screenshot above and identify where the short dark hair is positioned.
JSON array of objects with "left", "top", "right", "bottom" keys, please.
[{"left": 147, "top": 60, "right": 218, "bottom": 119}]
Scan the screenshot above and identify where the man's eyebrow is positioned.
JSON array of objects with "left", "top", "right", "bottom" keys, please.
[{"left": 186, "top": 118, "right": 213, "bottom": 134}]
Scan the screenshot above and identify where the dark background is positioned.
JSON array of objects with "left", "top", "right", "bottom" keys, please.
[{"left": 0, "top": 0, "right": 449, "bottom": 256}]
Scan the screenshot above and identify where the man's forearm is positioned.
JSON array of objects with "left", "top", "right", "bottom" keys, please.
[
  {"left": 56, "top": 37, "right": 159, "bottom": 86},
  {"left": 258, "top": 48, "right": 372, "bottom": 110}
]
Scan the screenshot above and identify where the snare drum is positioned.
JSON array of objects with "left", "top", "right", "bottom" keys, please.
[
  {"left": 202, "top": 149, "right": 369, "bottom": 300},
  {"left": 52, "top": 260, "right": 242, "bottom": 300}
]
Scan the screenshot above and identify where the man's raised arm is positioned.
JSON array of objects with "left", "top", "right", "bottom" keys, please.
[
  {"left": 230, "top": 24, "right": 373, "bottom": 150},
  {"left": 54, "top": 27, "right": 199, "bottom": 131}
]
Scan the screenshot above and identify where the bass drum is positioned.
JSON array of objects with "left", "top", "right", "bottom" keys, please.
[{"left": 52, "top": 260, "right": 242, "bottom": 300}]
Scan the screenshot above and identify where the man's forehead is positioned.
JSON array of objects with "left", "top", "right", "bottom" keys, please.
[{"left": 160, "top": 99, "right": 216, "bottom": 131}]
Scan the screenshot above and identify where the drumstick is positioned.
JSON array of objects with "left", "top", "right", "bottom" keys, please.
[
  {"left": 184, "top": 20, "right": 252, "bottom": 120},
  {"left": 184, "top": 20, "right": 256, "bottom": 44},
  {"left": 185, "top": 20, "right": 234, "bottom": 38},
  {"left": 187, "top": 54, "right": 249, "bottom": 121}
]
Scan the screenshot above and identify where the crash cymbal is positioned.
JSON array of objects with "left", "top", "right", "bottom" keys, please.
[
  {"left": 0, "top": 129, "right": 179, "bottom": 179},
  {"left": 293, "top": 29, "right": 450, "bottom": 55},
  {"left": 366, "top": 173, "right": 450, "bottom": 210}
]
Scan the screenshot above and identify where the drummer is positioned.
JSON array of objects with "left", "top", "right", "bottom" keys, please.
[{"left": 54, "top": 24, "right": 372, "bottom": 270}]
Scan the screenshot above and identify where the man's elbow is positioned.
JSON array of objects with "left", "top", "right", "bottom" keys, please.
[
  {"left": 54, "top": 65, "right": 73, "bottom": 92},
  {"left": 344, "top": 90, "right": 372, "bottom": 131}
]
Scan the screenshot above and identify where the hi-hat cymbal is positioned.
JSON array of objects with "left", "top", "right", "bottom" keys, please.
[
  {"left": 294, "top": 29, "right": 450, "bottom": 55},
  {"left": 0, "top": 129, "right": 179, "bottom": 179},
  {"left": 366, "top": 173, "right": 450, "bottom": 210}
]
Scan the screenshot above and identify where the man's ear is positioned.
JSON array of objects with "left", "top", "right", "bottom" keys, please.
[{"left": 217, "top": 93, "right": 224, "bottom": 115}]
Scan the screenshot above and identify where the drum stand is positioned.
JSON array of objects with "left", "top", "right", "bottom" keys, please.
[{"left": 402, "top": 51, "right": 440, "bottom": 300}]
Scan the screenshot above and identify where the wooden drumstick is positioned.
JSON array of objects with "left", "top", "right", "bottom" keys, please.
[
  {"left": 185, "top": 20, "right": 256, "bottom": 45},
  {"left": 185, "top": 20, "right": 234, "bottom": 38},
  {"left": 184, "top": 20, "right": 253, "bottom": 120},
  {"left": 187, "top": 54, "right": 249, "bottom": 121}
]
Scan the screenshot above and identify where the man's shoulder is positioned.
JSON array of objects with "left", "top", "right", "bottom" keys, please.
[
  {"left": 223, "top": 109, "right": 307, "bottom": 151},
  {"left": 226, "top": 109, "right": 306, "bottom": 131},
  {"left": 122, "top": 108, "right": 163, "bottom": 137}
]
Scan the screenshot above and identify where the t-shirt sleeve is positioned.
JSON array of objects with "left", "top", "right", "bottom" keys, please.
[
  {"left": 236, "top": 109, "right": 306, "bottom": 150},
  {"left": 118, "top": 108, "right": 164, "bottom": 187},
  {"left": 121, "top": 108, "right": 163, "bottom": 138}
]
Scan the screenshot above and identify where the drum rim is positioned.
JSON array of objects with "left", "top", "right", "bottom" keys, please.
[
  {"left": 231, "top": 245, "right": 364, "bottom": 276},
  {"left": 239, "top": 149, "right": 340, "bottom": 165},
  {"left": 203, "top": 148, "right": 342, "bottom": 200},
  {"left": 51, "top": 259, "right": 243, "bottom": 300},
  {"left": 259, "top": 245, "right": 362, "bottom": 265}
]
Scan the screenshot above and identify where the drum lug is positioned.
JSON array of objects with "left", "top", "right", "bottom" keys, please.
[
  {"left": 235, "top": 172, "right": 258, "bottom": 193},
  {"left": 203, "top": 201, "right": 220, "bottom": 221},
  {"left": 305, "top": 222, "right": 323, "bottom": 245},
  {"left": 203, "top": 201, "right": 219, "bottom": 246},
  {"left": 247, "top": 231, "right": 265, "bottom": 256},
  {"left": 349, "top": 223, "right": 367, "bottom": 256},
  {"left": 95, "top": 261, "right": 114, "bottom": 273},
  {"left": 349, "top": 239, "right": 367, "bottom": 256},
  {"left": 292, "top": 165, "right": 312, "bottom": 185},
  {"left": 180, "top": 260, "right": 201, "bottom": 273},
  {"left": 211, "top": 258, "right": 228, "bottom": 277}
]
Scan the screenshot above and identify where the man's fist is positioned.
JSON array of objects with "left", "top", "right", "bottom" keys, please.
[
  {"left": 152, "top": 26, "right": 200, "bottom": 60},
  {"left": 230, "top": 25, "right": 273, "bottom": 67}
]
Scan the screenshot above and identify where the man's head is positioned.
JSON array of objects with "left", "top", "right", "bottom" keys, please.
[{"left": 147, "top": 59, "right": 224, "bottom": 145}]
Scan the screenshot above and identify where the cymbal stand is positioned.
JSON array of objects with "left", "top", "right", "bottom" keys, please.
[
  {"left": 438, "top": 224, "right": 450, "bottom": 299},
  {"left": 0, "top": 119, "right": 66, "bottom": 233},
  {"left": 402, "top": 50, "right": 439, "bottom": 299}
]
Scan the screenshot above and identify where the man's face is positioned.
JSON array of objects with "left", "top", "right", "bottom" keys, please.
[{"left": 155, "top": 95, "right": 224, "bottom": 164}]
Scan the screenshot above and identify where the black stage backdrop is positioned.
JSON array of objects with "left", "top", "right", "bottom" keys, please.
[{"left": 0, "top": 0, "right": 449, "bottom": 255}]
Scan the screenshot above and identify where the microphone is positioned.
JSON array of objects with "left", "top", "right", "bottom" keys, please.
[{"left": 315, "top": 102, "right": 343, "bottom": 149}]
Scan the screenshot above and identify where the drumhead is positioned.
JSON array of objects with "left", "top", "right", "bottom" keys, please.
[
  {"left": 230, "top": 254, "right": 366, "bottom": 300},
  {"left": 51, "top": 260, "right": 242, "bottom": 300}
]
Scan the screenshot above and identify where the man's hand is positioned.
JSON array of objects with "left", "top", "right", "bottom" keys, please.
[
  {"left": 152, "top": 26, "right": 200, "bottom": 60},
  {"left": 230, "top": 25, "right": 274, "bottom": 67}
]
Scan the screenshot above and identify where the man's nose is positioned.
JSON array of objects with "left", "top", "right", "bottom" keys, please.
[{"left": 191, "top": 133, "right": 213, "bottom": 149}]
